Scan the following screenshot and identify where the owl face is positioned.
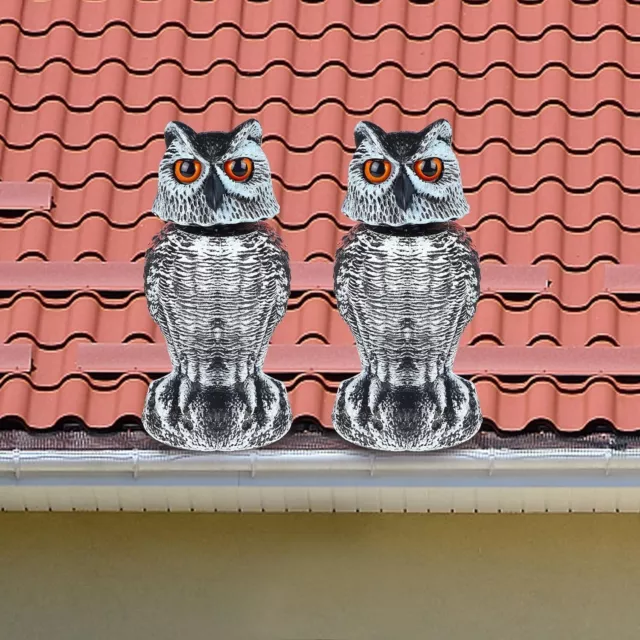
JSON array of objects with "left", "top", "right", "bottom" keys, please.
[
  {"left": 341, "top": 119, "right": 469, "bottom": 226},
  {"left": 152, "top": 119, "right": 279, "bottom": 225}
]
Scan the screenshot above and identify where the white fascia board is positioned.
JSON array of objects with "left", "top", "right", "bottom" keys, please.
[{"left": 1, "top": 447, "right": 640, "bottom": 513}]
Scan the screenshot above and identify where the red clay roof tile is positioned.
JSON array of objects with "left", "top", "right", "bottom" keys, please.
[
  {"left": 4, "top": 0, "right": 636, "bottom": 39},
  {"left": 2, "top": 212, "right": 636, "bottom": 270},
  {"left": 3, "top": 102, "right": 636, "bottom": 154},
  {"left": 0, "top": 0, "right": 638, "bottom": 435},
  {"left": 8, "top": 137, "right": 637, "bottom": 192},
  {"left": 4, "top": 25, "right": 637, "bottom": 77},
  {"left": 8, "top": 179, "right": 634, "bottom": 229},
  {"left": 2, "top": 63, "right": 635, "bottom": 114},
  {"left": 4, "top": 293, "right": 638, "bottom": 351},
  {"left": 2, "top": 374, "right": 639, "bottom": 433}
]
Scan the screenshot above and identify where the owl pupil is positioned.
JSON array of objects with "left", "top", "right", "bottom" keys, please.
[
  {"left": 369, "top": 161, "right": 386, "bottom": 177},
  {"left": 423, "top": 159, "right": 438, "bottom": 176},
  {"left": 180, "top": 160, "right": 196, "bottom": 177},
  {"left": 230, "top": 159, "right": 248, "bottom": 176}
]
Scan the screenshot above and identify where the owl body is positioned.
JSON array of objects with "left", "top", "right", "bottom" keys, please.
[
  {"left": 142, "top": 119, "right": 291, "bottom": 451},
  {"left": 333, "top": 222, "right": 481, "bottom": 451},
  {"left": 333, "top": 119, "right": 483, "bottom": 451}
]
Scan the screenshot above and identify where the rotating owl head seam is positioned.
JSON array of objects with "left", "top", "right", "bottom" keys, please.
[
  {"left": 341, "top": 119, "right": 470, "bottom": 226},
  {"left": 152, "top": 119, "right": 279, "bottom": 225}
]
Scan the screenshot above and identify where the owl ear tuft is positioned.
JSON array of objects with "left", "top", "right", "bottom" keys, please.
[
  {"left": 233, "top": 119, "right": 263, "bottom": 145},
  {"left": 425, "top": 119, "right": 453, "bottom": 145},
  {"left": 164, "top": 121, "right": 196, "bottom": 149},
  {"left": 354, "top": 121, "right": 387, "bottom": 148}
]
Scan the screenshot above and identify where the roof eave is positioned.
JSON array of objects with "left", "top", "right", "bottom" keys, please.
[{"left": 2, "top": 447, "right": 640, "bottom": 513}]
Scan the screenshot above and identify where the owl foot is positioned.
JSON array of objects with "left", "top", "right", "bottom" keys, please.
[
  {"left": 142, "top": 371, "right": 292, "bottom": 451},
  {"left": 332, "top": 372, "right": 482, "bottom": 452}
]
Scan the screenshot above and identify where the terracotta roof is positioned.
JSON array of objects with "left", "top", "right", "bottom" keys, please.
[{"left": 0, "top": 0, "right": 639, "bottom": 437}]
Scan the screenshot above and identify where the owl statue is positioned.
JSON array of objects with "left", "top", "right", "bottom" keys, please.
[
  {"left": 142, "top": 119, "right": 292, "bottom": 451},
  {"left": 332, "top": 119, "right": 483, "bottom": 451}
]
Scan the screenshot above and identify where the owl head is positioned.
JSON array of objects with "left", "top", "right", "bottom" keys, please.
[
  {"left": 152, "top": 119, "right": 279, "bottom": 225},
  {"left": 341, "top": 119, "right": 469, "bottom": 226}
]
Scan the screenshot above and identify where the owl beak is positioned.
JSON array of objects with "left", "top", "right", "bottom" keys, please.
[
  {"left": 204, "top": 170, "right": 225, "bottom": 211},
  {"left": 393, "top": 169, "right": 415, "bottom": 211}
]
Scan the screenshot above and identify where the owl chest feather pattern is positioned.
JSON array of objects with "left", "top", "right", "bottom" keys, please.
[
  {"left": 144, "top": 223, "right": 290, "bottom": 385},
  {"left": 335, "top": 223, "right": 480, "bottom": 384}
]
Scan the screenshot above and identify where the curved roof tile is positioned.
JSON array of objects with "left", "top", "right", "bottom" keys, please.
[{"left": 0, "top": 0, "right": 638, "bottom": 435}]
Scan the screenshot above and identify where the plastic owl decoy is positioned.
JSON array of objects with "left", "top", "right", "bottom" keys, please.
[
  {"left": 142, "top": 119, "right": 292, "bottom": 451},
  {"left": 332, "top": 119, "right": 483, "bottom": 451}
]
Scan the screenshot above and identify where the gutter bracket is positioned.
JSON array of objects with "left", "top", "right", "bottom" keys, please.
[
  {"left": 12, "top": 448, "right": 20, "bottom": 481},
  {"left": 604, "top": 449, "right": 612, "bottom": 477},
  {"left": 488, "top": 451, "right": 496, "bottom": 477},
  {"left": 132, "top": 449, "right": 140, "bottom": 479}
]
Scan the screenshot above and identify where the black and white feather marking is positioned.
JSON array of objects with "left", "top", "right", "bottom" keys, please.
[
  {"left": 143, "top": 119, "right": 291, "bottom": 451},
  {"left": 333, "top": 222, "right": 482, "bottom": 451},
  {"left": 143, "top": 222, "right": 292, "bottom": 451},
  {"left": 342, "top": 119, "right": 469, "bottom": 227},
  {"left": 153, "top": 119, "right": 279, "bottom": 226}
]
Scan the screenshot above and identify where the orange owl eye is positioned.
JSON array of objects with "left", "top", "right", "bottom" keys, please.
[
  {"left": 414, "top": 158, "right": 443, "bottom": 182},
  {"left": 363, "top": 159, "right": 392, "bottom": 184},
  {"left": 174, "top": 159, "right": 202, "bottom": 184},
  {"left": 224, "top": 158, "right": 254, "bottom": 182}
]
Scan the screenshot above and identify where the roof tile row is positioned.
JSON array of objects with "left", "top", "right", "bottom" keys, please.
[
  {"left": 3, "top": 64, "right": 636, "bottom": 113},
  {"left": 3, "top": 138, "right": 639, "bottom": 191},
  {"left": 5, "top": 294, "right": 639, "bottom": 348},
  {"left": 4, "top": 25, "right": 637, "bottom": 76},
  {"left": 4, "top": 0, "right": 636, "bottom": 39},
  {"left": 1, "top": 374, "right": 637, "bottom": 433},
  {"left": 2, "top": 215, "right": 638, "bottom": 268},
  {"left": 7, "top": 180, "right": 634, "bottom": 229},
  {"left": 3, "top": 102, "right": 637, "bottom": 155}
]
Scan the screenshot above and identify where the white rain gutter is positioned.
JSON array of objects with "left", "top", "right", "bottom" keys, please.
[{"left": 1, "top": 447, "right": 640, "bottom": 513}]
